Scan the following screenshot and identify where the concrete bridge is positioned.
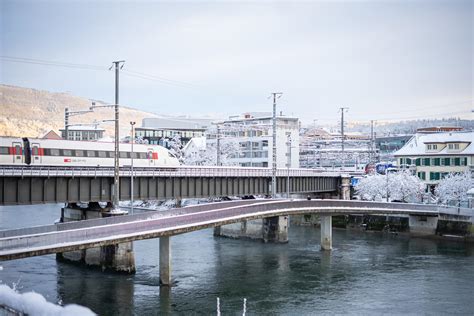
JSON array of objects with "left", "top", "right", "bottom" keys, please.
[
  {"left": 0, "top": 166, "right": 343, "bottom": 205},
  {"left": 1, "top": 199, "right": 465, "bottom": 285}
]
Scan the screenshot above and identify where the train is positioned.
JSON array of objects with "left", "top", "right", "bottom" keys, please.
[{"left": 0, "top": 137, "right": 180, "bottom": 167}]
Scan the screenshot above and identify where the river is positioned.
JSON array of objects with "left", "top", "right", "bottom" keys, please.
[{"left": 1, "top": 204, "right": 473, "bottom": 315}]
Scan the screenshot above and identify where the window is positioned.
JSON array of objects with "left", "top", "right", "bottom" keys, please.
[
  {"left": 86, "top": 150, "right": 96, "bottom": 157},
  {"left": 415, "top": 158, "right": 421, "bottom": 166},
  {"left": 433, "top": 158, "right": 440, "bottom": 166},
  {"left": 448, "top": 143, "right": 460, "bottom": 150},
  {"left": 433, "top": 144, "right": 438, "bottom": 150},
  {"left": 461, "top": 157, "right": 467, "bottom": 166},
  {"left": 444, "top": 158, "right": 451, "bottom": 166},
  {"left": 50, "top": 149, "right": 60, "bottom": 156},
  {"left": 75, "top": 150, "right": 84, "bottom": 157},
  {"left": 423, "top": 158, "right": 431, "bottom": 166},
  {"left": 98, "top": 151, "right": 107, "bottom": 158},
  {"left": 108, "top": 151, "right": 115, "bottom": 158},
  {"left": 63, "top": 149, "right": 72, "bottom": 156},
  {"left": 31, "top": 147, "right": 39, "bottom": 155},
  {"left": 0, "top": 147, "right": 9, "bottom": 155},
  {"left": 119, "top": 152, "right": 129, "bottom": 159},
  {"left": 406, "top": 158, "right": 412, "bottom": 165},
  {"left": 417, "top": 172, "right": 426, "bottom": 180},
  {"left": 454, "top": 157, "right": 461, "bottom": 166},
  {"left": 429, "top": 172, "right": 440, "bottom": 181}
]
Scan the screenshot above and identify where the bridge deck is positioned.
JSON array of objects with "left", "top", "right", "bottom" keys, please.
[{"left": 1, "top": 200, "right": 465, "bottom": 261}]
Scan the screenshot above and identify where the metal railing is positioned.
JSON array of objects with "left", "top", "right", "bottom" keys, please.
[{"left": 0, "top": 165, "right": 342, "bottom": 178}]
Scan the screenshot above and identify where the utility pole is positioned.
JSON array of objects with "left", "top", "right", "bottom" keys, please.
[
  {"left": 112, "top": 60, "right": 125, "bottom": 210},
  {"left": 370, "top": 120, "right": 375, "bottom": 163},
  {"left": 216, "top": 124, "right": 221, "bottom": 166},
  {"left": 286, "top": 135, "right": 291, "bottom": 198},
  {"left": 271, "top": 92, "right": 283, "bottom": 198},
  {"left": 130, "top": 121, "right": 136, "bottom": 215},
  {"left": 339, "top": 107, "right": 349, "bottom": 169}
]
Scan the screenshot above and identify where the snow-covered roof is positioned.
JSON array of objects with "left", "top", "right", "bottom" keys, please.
[
  {"left": 394, "top": 131, "right": 474, "bottom": 156},
  {"left": 183, "top": 137, "right": 207, "bottom": 152},
  {"left": 59, "top": 126, "right": 105, "bottom": 131},
  {"left": 142, "top": 117, "right": 211, "bottom": 130}
]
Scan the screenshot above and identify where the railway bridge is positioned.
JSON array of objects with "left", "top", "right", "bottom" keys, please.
[{"left": 0, "top": 166, "right": 345, "bottom": 205}]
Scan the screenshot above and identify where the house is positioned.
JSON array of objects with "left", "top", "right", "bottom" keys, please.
[{"left": 394, "top": 131, "right": 474, "bottom": 189}]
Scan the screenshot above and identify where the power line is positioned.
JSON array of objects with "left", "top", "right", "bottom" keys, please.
[{"left": 0, "top": 55, "right": 200, "bottom": 89}]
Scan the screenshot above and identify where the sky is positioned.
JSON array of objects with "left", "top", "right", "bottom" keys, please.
[{"left": 1, "top": 0, "right": 473, "bottom": 125}]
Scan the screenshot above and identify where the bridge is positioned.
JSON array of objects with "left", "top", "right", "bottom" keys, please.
[
  {"left": 0, "top": 166, "right": 343, "bottom": 205},
  {"left": 1, "top": 199, "right": 466, "bottom": 285}
]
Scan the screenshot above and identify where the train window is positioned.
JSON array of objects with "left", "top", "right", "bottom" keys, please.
[
  {"left": 75, "top": 150, "right": 84, "bottom": 157},
  {"left": 108, "top": 151, "right": 115, "bottom": 158},
  {"left": 0, "top": 147, "right": 9, "bottom": 155},
  {"left": 119, "top": 152, "right": 129, "bottom": 159},
  {"left": 98, "top": 151, "right": 107, "bottom": 158},
  {"left": 87, "top": 150, "right": 96, "bottom": 157},
  {"left": 129, "top": 152, "right": 138, "bottom": 159},
  {"left": 63, "top": 149, "right": 72, "bottom": 156},
  {"left": 50, "top": 148, "right": 60, "bottom": 156},
  {"left": 140, "top": 152, "right": 147, "bottom": 159},
  {"left": 31, "top": 147, "right": 39, "bottom": 155}
]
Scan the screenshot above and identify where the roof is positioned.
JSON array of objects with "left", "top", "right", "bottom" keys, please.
[
  {"left": 142, "top": 117, "right": 212, "bottom": 130},
  {"left": 394, "top": 131, "right": 474, "bottom": 156},
  {"left": 59, "top": 126, "right": 105, "bottom": 131},
  {"left": 42, "top": 130, "right": 62, "bottom": 140},
  {"left": 183, "top": 137, "right": 207, "bottom": 152}
]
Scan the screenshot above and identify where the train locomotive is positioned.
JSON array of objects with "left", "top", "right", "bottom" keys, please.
[{"left": 0, "top": 137, "right": 180, "bottom": 167}]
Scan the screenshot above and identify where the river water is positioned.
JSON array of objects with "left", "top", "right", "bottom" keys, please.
[{"left": 1, "top": 204, "right": 473, "bottom": 315}]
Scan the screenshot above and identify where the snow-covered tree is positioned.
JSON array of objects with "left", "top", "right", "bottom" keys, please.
[
  {"left": 389, "top": 170, "right": 425, "bottom": 202},
  {"left": 355, "top": 171, "right": 425, "bottom": 202},
  {"left": 435, "top": 172, "right": 473, "bottom": 206},
  {"left": 184, "top": 138, "right": 240, "bottom": 166},
  {"left": 355, "top": 174, "right": 387, "bottom": 201},
  {"left": 167, "top": 134, "right": 184, "bottom": 163}
]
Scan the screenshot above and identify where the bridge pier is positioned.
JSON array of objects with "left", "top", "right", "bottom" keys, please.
[
  {"left": 159, "top": 236, "right": 171, "bottom": 286},
  {"left": 320, "top": 215, "right": 332, "bottom": 251},
  {"left": 57, "top": 203, "right": 136, "bottom": 273},
  {"left": 214, "top": 216, "right": 288, "bottom": 243}
]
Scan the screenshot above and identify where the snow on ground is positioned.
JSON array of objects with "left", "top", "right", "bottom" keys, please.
[{"left": 0, "top": 284, "right": 95, "bottom": 315}]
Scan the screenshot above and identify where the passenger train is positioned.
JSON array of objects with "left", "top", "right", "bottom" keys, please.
[{"left": 0, "top": 137, "right": 180, "bottom": 167}]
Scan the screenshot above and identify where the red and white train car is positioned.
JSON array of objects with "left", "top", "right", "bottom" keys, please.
[{"left": 0, "top": 137, "right": 180, "bottom": 167}]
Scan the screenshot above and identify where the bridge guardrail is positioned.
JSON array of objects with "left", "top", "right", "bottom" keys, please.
[{"left": 0, "top": 165, "right": 342, "bottom": 178}]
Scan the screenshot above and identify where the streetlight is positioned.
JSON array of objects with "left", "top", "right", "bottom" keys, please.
[{"left": 130, "top": 121, "right": 136, "bottom": 215}]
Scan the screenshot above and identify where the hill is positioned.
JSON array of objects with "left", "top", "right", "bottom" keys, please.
[{"left": 0, "top": 84, "right": 157, "bottom": 138}]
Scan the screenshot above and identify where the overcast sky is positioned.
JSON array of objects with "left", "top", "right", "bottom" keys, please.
[{"left": 1, "top": 0, "right": 473, "bottom": 125}]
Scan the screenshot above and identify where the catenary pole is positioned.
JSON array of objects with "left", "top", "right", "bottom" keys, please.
[
  {"left": 271, "top": 92, "right": 283, "bottom": 198},
  {"left": 112, "top": 60, "right": 125, "bottom": 210}
]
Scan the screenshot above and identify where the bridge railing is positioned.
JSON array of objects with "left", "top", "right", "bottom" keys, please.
[{"left": 0, "top": 165, "right": 341, "bottom": 178}]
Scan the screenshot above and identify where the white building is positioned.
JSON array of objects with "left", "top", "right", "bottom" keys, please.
[
  {"left": 394, "top": 131, "right": 474, "bottom": 188},
  {"left": 208, "top": 112, "right": 300, "bottom": 168}
]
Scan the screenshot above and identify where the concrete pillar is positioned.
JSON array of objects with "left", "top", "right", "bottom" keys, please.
[
  {"left": 340, "top": 175, "right": 351, "bottom": 200},
  {"left": 320, "top": 215, "right": 332, "bottom": 251},
  {"left": 57, "top": 202, "right": 136, "bottom": 273},
  {"left": 160, "top": 236, "right": 171, "bottom": 286},
  {"left": 263, "top": 216, "right": 289, "bottom": 243}
]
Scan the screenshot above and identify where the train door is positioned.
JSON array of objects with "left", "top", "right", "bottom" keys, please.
[
  {"left": 31, "top": 143, "right": 41, "bottom": 164},
  {"left": 12, "top": 142, "right": 22, "bottom": 164},
  {"left": 147, "top": 148, "right": 156, "bottom": 166}
]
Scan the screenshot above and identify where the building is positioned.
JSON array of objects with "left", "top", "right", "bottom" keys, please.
[
  {"left": 59, "top": 126, "right": 105, "bottom": 141},
  {"left": 208, "top": 112, "right": 300, "bottom": 168},
  {"left": 135, "top": 117, "right": 211, "bottom": 147},
  {"left": 42, "top": 130, "right": 62, "bottom": 140},
  {"left": 394, "top": 131, "right": 474, "bottom": 189},
  {"left": 299, "top": 127, "right": 374, "bottom": 170},
  {"left": 375, "top": 135, "right": 412, "bottom": 161}
]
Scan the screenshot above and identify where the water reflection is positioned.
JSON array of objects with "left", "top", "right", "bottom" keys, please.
[{"left": 56, "top": 263, "right": 134, "bottom": 315}]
